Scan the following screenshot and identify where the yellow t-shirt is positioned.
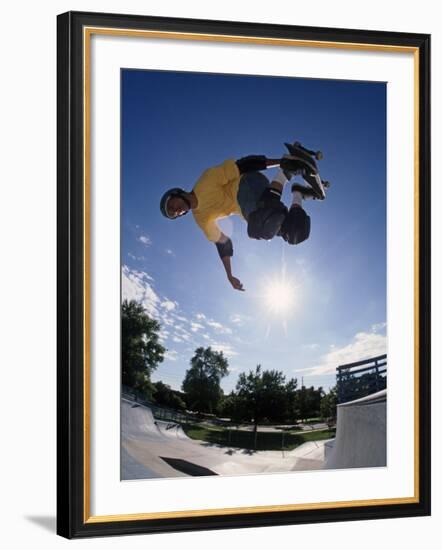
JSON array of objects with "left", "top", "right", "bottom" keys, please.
[{"left": 192, "top": 159, "right": 242, "bottom": 242}]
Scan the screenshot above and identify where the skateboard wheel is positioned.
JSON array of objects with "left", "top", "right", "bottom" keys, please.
[{"left": 315, "top": 151, "right": 323, "bottom": 160}]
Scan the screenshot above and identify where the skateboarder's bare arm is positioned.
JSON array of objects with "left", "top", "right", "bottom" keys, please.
[
  {"left": 216, "top": 233, "right": 244, "bottom": 291},
  {"left": 221, "top": 256, "right": 244, "bottom": 292}
]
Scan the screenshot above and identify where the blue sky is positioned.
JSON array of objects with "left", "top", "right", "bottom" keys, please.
[{"left": 121, "top": 69, "right": 387, "bottom": 393}]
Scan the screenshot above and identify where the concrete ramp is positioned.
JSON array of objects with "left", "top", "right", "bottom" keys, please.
[
  {"left": 121, "top": 398, "right": 329, "bottom": 480},
  {"left": 156, "top": 420, "right": 191, "bottom": 441},
  {"left": 324, "top": 390, "right": 386, "bottom": 470},
  {"left": 121, "top": 400, "right": 160, "bottom": 438}
]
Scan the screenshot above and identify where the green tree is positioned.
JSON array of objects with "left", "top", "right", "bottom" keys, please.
[
  {"left": 308, "top": 385, "right": 325, "bottom": 417},
  {"left": 153, "top": 381, "right": 186, "bottom": 411},
  {"left": 235, "top": 365, "right": 288, "bottom": 448},
  {"left": 284, "top": 377, "right": 299, "bottom": 423},
  {"left": 320, "top": 385, "right": 338, "bottom": 421},
  {"left": 218, "top": 391, "right": 248, "bottom": 423},
  {"left": 296, "top": 385, "right": 324, "bottom": 422},
  {"left": 121, "top": 299, "right": 165, "bottom": 398},
  {"left": 182, "top": 347, "right": 229, "bottom": 414},
  {"left": 295, "top": 385, "right": 307, "bottom": 422}
]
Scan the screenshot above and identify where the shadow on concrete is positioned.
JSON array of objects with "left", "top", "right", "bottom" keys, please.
[{"left": 160, "top": 457, "right": 218, "bottom": 476}]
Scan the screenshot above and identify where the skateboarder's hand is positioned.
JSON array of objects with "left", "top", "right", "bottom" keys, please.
[{"left": 228, "top": 276, "right": 245, "bottom": 291}]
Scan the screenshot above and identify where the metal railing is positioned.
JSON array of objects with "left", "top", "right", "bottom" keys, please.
[
  {"left": 121, "top": 385, "right": 195, "bottom": 423},
  {"left": 336, "top": 354, "right": 387, "bottom": 404},
  {"left": 122, "top": 385, "right": 246, "bottom": 428}
]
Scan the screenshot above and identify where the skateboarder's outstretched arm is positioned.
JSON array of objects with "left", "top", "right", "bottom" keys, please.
[{"left": 216, "top": 233, "right": 244, "bottom": 291}]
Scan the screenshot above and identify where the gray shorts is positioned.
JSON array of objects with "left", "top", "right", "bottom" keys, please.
[{"left": 236, "top": 171, "right": 270, "bottom": 220}]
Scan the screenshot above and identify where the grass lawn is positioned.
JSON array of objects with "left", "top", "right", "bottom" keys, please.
[{"left": 182, "top": 423, "right": 335, "bottom": 451}]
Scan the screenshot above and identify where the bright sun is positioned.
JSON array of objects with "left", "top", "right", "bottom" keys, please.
[{"left": 263, "top": 278, "right": 296, "bottom": 316}]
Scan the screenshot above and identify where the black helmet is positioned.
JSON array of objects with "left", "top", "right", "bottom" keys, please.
[{"left": 160, "top": 188, "right": 190, "bottom": 219}]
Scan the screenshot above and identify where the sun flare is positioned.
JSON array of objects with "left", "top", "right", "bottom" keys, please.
[{"left": 263, "top": 278, "right": 296, "bottom": 316}]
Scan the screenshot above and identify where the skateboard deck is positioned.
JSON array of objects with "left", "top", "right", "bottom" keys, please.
[{"left": 284, "top": 141, "right": 329, "bottom": 200}]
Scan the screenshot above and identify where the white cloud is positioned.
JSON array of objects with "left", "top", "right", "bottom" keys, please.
[
  {"left": 229, "top": 313, "right": 251, "bottom": 326},
  {"left": 175, "top": 315, "right": 188, "bottom": 322},
  {"left": 173, "top": 325, "right": 193, "bottom": 341},
  {"left": 122, "top": 267, "right": 241, "bottom": 358},
  {"left": 194, "top": 313, "right": 234, "bottom": 335},
  {"left": 131, "top": 268, "right": 153, "bottom": 281},
  {"left": 191, "top": 322, "right": 204, "bottom": 332},
  {"left": 210, "top": 343, "right": 238, "bottom": 358},
  {"left": 165, "top": 248, "right": 175, "bottom": 256},
  {"left": 122, "top": 267, "right": 181, "bottom": 334},
  {"left": 230, "top": 315, "right": 242, "bottom": 325},
  {"left": 161, "top": 300, "right": 177, "bottom": 311},
  {"left": 371, "top": 322, "right": 387, "bottom": 333},
  {"left": 206, "top": 320, "right": 232, "bottom": 335},
  {"left": 122, "top": 265, "right": 160, "bottom": 318},
  {"left": 303, "top": 343, "right": 319, "bottom": 351},
  {"left": 127, "top": 252, "right": 146, "bottom": 261},
  {"left": 179, "top": 328, "right": 191, "bottom": 336},
  {"left": 207, "top": 320, "right": 223, "bottom": 330},
  {"left": 164, "top": 350, "right": 178, "bottom": 361},
  {"left": 138, "top": 234, "right": 152, "bottom": 246},
  {"left": 296, "top": 328, "right": 387, "bottom": 377}
]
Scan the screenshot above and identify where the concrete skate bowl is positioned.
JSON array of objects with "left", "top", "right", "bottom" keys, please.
[
  {"left": 121, "top": 397, "right": 331, "bottom": 480},
  {"left": 324, "top": 390, "right": 386, "bottom": 470}
]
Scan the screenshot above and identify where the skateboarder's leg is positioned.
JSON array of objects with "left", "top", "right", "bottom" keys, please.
[
  {"left": 279, "top": 185, "right": 311, "bottom": 245},
  {"left": 237, "top": 172, "right": 287, "bottom": 241},
  {"left": 237, "top": 171, "right": 270, "bottom": 220},
  {"left": 270, "top": 166, "right": 289, "bottom": 194},
  {"left": 247, "top": 194, "right": 287, "bottom": 240}
]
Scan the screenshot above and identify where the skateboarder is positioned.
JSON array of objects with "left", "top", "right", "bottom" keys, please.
[{"left": 160, "top": 142, "right": 329, "bottom": 291}]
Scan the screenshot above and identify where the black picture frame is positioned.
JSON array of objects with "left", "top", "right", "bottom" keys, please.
[{"left": 57, "top": 10, "right": 431, "bottom": 539}]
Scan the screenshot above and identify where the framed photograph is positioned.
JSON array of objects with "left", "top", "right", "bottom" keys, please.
[{"left": 57, "top": 11, "right": 431, "bottom": 539}]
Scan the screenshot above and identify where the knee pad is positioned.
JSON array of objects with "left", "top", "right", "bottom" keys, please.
[
  {"left": 247, "top": 201, "right": 288, "bottom": 240},
  {"left": 279, "top": 207, "right": 311, "bottom": 245}
]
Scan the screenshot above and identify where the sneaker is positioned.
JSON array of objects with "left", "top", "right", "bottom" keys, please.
[
  {"left": 280, "top": 154, "right": 305, "bottom": 180},
  {"left": 291, "top": 182, "right": 320, "bottom": 200},
  {"left": 280, "top": 155, "right": 316, "bottom": 180}
]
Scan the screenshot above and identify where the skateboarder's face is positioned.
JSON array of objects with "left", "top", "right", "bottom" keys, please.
[{"left": 167, "top": 196, "right": 190, "bottom": 218}]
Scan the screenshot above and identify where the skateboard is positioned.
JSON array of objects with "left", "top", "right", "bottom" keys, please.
[{"left": 284, "top": 141, "right": 330, "bottom": 200}]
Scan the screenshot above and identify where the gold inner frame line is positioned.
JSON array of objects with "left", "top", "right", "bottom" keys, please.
[{"left": 82, "top": 26, "right": 420, "bottom": 524}]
